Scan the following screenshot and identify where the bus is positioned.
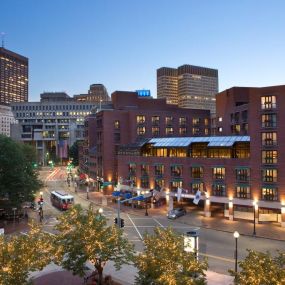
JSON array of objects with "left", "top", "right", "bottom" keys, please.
[{"left": 50, "top": 191, "right": 74, "bottom": 210}]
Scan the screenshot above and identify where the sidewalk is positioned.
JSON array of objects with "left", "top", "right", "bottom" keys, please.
[
  {"left": 31, "top": 262, "right": 233, "bottom": 285},
  {"left": 77, "top": 190, "right": 285, "bottom": 241}
]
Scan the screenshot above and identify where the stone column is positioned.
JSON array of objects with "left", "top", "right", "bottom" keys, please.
[
  {"left": 228, "top": 200, "right": 234, "bottom": 221},
  {"left": 204, "top": 198, "right": 211, "bottom": 217},
  {"left": 281, "top": 206, "right": 285, "bottom": 227}
]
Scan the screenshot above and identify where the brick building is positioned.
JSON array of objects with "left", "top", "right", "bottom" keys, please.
[
  {"left": 115, "top": 85, "right": 285, "bottom": 227},
  {"left": 80, "top": 91, "right": 210, "bottom": 189}
]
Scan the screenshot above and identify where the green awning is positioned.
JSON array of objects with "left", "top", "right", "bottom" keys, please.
[
  {"left": 170, "top": 164, "right": 183, "bottom": 167},
  {"left": 235, "top": 183, "right": 250, "bottom": 187},
  {"left": 235, "top": 166, "right": 250, "bottom": 169},
  {"left": 153, "top": 163, "right": 164, "bottom": 166},
  {"left": 261, "top": 185, "right": 277, "bottom": 189},
  {"left": 171, "top": 177, "right": 183, "bottom": 182}
]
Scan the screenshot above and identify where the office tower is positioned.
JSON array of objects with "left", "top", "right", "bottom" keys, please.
[
  {"left": 74, "top": 84, "right": 110, "bottom": 103},
  {"left": 0, "top": 47, "right": 28, "bottom": 104},
  {"left": 157, "top": 67, "right": 178, "bottom": 105},
  {"left": 157, "top": 64, "right": 218, "bottom": 113}
]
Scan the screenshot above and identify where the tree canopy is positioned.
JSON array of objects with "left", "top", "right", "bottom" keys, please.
[
  {"left": 230, "top": 249, "right": 285, "bottom": 285},
  {"left": 55, "top": 204, "right": 135, "bottom": 285},
  {"left": 135, "top": 227, "right": 208, "bottom": 285},
  {"left": 0, "top": 222, "right": 56, "bottom": 285},
  {"left": 68, "top": 141, "right": 79, "bottom": 166},
  {"left": 0, "top": 135, "right": 42, "bottom": 207}
]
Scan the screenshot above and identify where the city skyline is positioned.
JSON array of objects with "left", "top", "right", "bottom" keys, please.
[{"left": 1, "top": 0, "right": 285, "bottom": 101}]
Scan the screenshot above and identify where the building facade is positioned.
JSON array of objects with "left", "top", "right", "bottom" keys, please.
[
  {"left": 115, "top": 85, "right": 285, "bottom": 227},
  {"left": 0, "top": 47, "right": 28, "bottom": 104},
  {"left": 74, "top": 84, "right": 110, "bottom": 104},
  {"left": 10, "top": 92, "right": 98, "bottom": 165},
  {"left": 0, "top": 104, "right": 17, "bottom": 136},
  {"left": 80, "top": 91, "right": 210, "bottom": 189},
  {"left": 157, "top": 64, "right": 218, "bottom": 113}
]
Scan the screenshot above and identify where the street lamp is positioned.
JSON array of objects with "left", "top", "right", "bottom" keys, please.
[
  {"left": 86, "top": 178, "right": 90, "bottom": 199},
  {"left": 145, "top": 199, "right": 149, "bottom": 216},
  {"left": 233, "top": 231, "right": 239, "bottom": 273},
  {"left": 98, "top": 208, "right": 103, "bottom": 215},
  {"left": 40, "top": 191, "right": 43, "bottom": 199},
  {"left": 252, "top": 200, "right": 258, "bottom": 236}
]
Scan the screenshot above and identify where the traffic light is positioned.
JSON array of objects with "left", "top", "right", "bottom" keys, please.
[
  {"left": 114, "top": 217, "right": 118, "bottom": 225},
  {"left": 120, "top": 218, "right": 124, "bottom": 228}
]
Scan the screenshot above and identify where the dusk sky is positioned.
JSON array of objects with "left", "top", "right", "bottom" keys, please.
[{"left": 1, "top": 0, "right": 285, "bottom": 101}]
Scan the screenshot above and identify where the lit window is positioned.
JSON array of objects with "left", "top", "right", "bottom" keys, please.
[
  {"left": 137, "top": 126, "right": 145, "bottom": 135},
  {"left": 262, "top": 150, "right": 277, "bottom": 164},
  {"left": 262, "top": 168, "right": 277, "bottom": 182},
  {"left": 261, "top": 95, "right": 276, "bottom": 110},
  {"left": 136, "top": 115, "right": 145, "bottom": 124},
  {"left": 236, "top": 186, "right": 251, "bottom": 199},
  {"left": 261, "top": 187, "right": 278, "bottom": 201},
  {"left": 218, "top": 117, "right": 222, "bottom": 122},
  {"left": 261, "top": 132, "right": 277, "bottom": 146}
]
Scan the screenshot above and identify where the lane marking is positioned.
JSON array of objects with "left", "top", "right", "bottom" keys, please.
[
  {"left": 200, "top": 252, "right": 235, "bottom": 263},
  {"left": 127, "top": 214, "right": 143, "bottom": 240},
  {"left": 153, "top": 218, "right": 165, "bottom": 228}
]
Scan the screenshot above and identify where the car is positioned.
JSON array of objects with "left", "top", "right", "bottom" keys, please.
[{"left": 167, "top": 208, "right": 186, "bottom": 219}]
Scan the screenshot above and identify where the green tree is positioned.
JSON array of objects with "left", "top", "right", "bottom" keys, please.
[
  {"left": 0, "top": 222, "right": 56, "bottom": 285},
  {"left": 135, "top": 227, "right": 208, "bottom": 285},
  {"left": 229, "top": 249, "right": 285, "bottom": 285},
  {"left": 55, "top": 204, "right": 135, "bottom": 285},
  {"left": 0, "top": 135, "right": 42, "bottom": 207},
  {"left": 68, "top": 141, "right": 79, "bottom": 166}
]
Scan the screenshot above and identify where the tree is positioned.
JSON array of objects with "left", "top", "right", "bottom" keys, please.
[
  {"left": 0, "top": 135, "right": 42, "bottom": 207},
  {"left": 55, "top": 204, "right": 135, "bottom": 285},
  {"left": 135, "top": 227, "right": 208, "bottom": 285},
  {"left": 0, "top": 222, "right": 56, "bottom": 285},
  {"left": 68, "top": 141, "right": 79, "bottom": 166},
  {"left": 229, "top": 249, "right": 285, "bottom": 285}
]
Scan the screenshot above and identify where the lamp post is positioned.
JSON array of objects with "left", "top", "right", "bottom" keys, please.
[
  {"left": 252, "top": 201, "right": 258, "bottom": 236},
  {"left": 98, "top": 208, "right": 103, "bottom": 215},
  {"left": 233, "top": 231, "right": 239, "bottom": 273},
  {"left": 145, "top": 199, "right": 149, "bottom": 216},
  {"left": 86, "top": 178, "right": 89, "bottom": 199},
  {"left": 40, "top": 191, "right": 43, "bottom": 199}
]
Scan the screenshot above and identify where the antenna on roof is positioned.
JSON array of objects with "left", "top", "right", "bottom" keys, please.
[{"left": 0, "top": 32, "right": 5, "bottom": 48}]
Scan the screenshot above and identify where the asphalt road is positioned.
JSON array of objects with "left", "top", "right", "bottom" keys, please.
[{"left": 39, "top": 167, "right": 285, "bottom": 275}]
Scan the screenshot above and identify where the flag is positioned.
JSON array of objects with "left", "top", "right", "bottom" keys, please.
[
  {"left": 193, "top": 190, "right": 201, "bottom": 205},
  {"left": 177, "top": 187, "right": 182, "bottom": 202}
]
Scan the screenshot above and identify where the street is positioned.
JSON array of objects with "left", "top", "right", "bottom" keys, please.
[{"left": 39, "top": 167, "right": 285, "bottom": 275}]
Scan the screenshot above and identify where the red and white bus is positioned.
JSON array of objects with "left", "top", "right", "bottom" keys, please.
[{"left": 50, "top": 191, "right": 74, "bottom": 210}]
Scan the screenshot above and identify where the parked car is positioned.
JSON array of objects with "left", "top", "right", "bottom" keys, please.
[{"left": 167, "top": 208, "right": 186, "bottom": 219}]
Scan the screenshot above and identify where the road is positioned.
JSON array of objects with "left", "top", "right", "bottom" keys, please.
[{"left": 38, "top": 167, "right": 285, "bottom": 275}]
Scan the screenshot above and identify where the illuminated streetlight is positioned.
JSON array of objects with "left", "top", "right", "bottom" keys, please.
[
  {"left": 233, "top": 231, "right": 240, "bottom": 273},
  {"left": 98, "top": 208, "right": 103, "bottom": 214},
  {"left": 252, "top": 200, "right": 258, "bottom": 236}
]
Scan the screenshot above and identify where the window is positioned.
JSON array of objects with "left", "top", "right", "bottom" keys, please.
[
  {"left": 171, "top": 165, "right": 183, "bottom": 177},
  {"left": 236, "top": 168, "right": 250, "bottom": 182},
  {"left": 165, "top": 116, "right": 173, "bottom": 125},
  {"left": 137, "top": 126, "right": 146, "bottom": 135},
  {"left": 262, "top": 150, "right": 277, "bottom": 164},
  {"left": 154, "top": 165, "right": 164, "bottom": 176},
  {"left": 155, "top": 179, "right": 164, "bottom": 190},
  {"left": 152, "top": 127, "right": 160, "bottom": 136},
  {"left": 212, "top": 184, "right": 226, "bottom": 196},
  {"left": 152, "top": 116, "right": 160, "bottom": 125},
  {"left": 136, "top": 115, "right": 145, "bottom": 124},
  {"left": 179, "top": 117, "right": 187, "bottom": 125},
  {"left": 192, "top": 127, "right": 200, "bottom": 135},
  {"left": 170, "top": 181, "right": 183, "bottom": 192},
  {"left": 262, "top": 169, "right": 277, "bottom": 182},
  {"left": 218, "top": 117, "right": 222, "bottom": 122},
  {"left": 261, "top": 187, "right": 278, "bottom": 201},
  {"left": 141, "top": 164, "right": 149, "bottom": 176},
  {"left": 236, "top": 186, "right": 251, "bottom": 199},
  {"left": 114, "top": 120, "right": 120, "bottom": 129},
  {"left": 128, "top": 163, "right": 136, "bottom": 175},
  {"left": 261, "top": 95, "right": 276, "bottom": 110},
  {"left": 213, "top": 167, "right": 225, "bottom": 180},
  {"left": 204, "top": 118, "right": 209, "bottom": 126},
  {"left": 141, "top": 177, "right": 149, "bottom": 188},
  {"left": 261, "top": 132, "right": 277, "bottom": 146},
  {"left": 192, "top": 118, "right": 200, "bottom": 126},
  {"left": 242, "top": 110, "right": 248, "bottom": 122},
  {"left": 218, "top": 127, "right": 223, "bottom": 133},
  {"left": 190, "top": 182, "right": 204, "bottom": 194},
  {"left": 166, "top": 127, "right": 174, "bottom": 135},
  {"left": 262, "top": 114, "right": 277, "bottom": 128},
  {"left": 179, "top": 127, "right": 187, "bottom": 135},
  {"left": 191, "top": 167, "right": 203, "bottom": 179}
]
